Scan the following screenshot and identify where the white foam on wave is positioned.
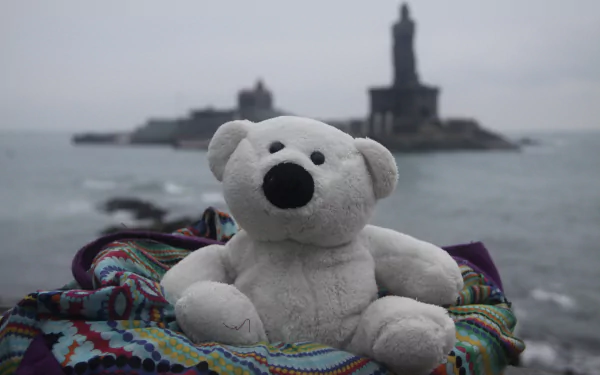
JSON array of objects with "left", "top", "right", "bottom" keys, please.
[
  {"left": 521, "top": 340, "right": 558, "bottom": 368},
  {"left": 109, "top": 209, "right": 137, "bottom": 227},
  {"left": 530, "top": 288, "right": 576, "bottom": 309},
  {"left": 128, "top": 181, "right": 187, "bottom": 196},
  {"left": 521, "top": 340, "right": 600, "bottom": 375},
  {"left": 82, "top": 179, "right": 118, "bottom": 191},
  {"left": 164, "top": 182, "right": 186, "bottom": 195}
]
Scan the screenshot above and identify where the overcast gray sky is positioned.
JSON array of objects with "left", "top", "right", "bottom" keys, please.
[{"left": 2, "top": 0, "right": 599, "bottom": 132}]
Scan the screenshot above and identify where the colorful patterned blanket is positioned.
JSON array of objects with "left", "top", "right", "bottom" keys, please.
[{"left": 0, "top": 208, "right": 525, "bottom": 375}]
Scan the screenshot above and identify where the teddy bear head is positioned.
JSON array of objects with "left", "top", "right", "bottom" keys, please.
[{"left": 207, "top": 116, "right": 398, "bottom": 247}]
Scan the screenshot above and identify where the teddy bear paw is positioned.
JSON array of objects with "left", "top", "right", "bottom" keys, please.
[
  {"left": 368, "top": 297, "right": 455, "bottom": 375},
  {"left": 175, "top": 281, "right": 268, "bottom": 346}
]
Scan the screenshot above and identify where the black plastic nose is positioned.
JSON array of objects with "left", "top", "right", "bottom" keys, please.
[{"left": 262, "top": 163, "right": 314, "bottom": 209}]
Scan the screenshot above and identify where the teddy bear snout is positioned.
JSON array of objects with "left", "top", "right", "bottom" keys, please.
[{"left": 262, "top": 162, "right": 315, "bottom": 209}]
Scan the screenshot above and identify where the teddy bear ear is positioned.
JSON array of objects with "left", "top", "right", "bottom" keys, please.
[
  {"left": 208, "top": 120, "right": 251, "bottom": 182},
  {"left": 354, "top": 138, "right": 399, "bottom": 199}
]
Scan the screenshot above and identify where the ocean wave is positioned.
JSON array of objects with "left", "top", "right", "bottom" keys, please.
[
  {"left": 108, "top": 209, "right": 137, "bottom": 227},
  {"left": 521, "top": 146, "right": 556, "bottom": 155},
  {"left": 164, "top": 182, "right": 185, "bottom": 195},
  {"left": 521, "top": 340, "right": 600, "bottom": 375},
  {"left": 201, "top": 192, "right": 225, "bottom": 205},
  {"left": 521, "top": 340, "right": 558, "bottom": 368},
  {"left": 84, "top": 177, "right": 191, "bottom": 196},
  {"left": 129, "top": 181, "right": 187, "bottom": 196},
  {"left": 82, "top": 179, "right": 118, "bottom": 191},
  {"left": 52, "top": 199, "right": 96, "bottom": 218},
  {"left": 530, "top": 288, "right": 576, "bottom": 309},
  {"left": 511, "top": 305, "right": 528, "bottom": 320},
  {"left": 106, "top": 209, "right": 157, "bottom": 229}
]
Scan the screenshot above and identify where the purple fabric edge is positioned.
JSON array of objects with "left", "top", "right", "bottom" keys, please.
[
  {"left": 443, "top": 241, "right": 504, "bottom": 291},
  {"left": 14, "top": 334, "right": 65, "bottom": 375}
]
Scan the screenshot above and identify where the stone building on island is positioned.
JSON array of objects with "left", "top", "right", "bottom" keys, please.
[
  {"left": 127, "top": 79, "right": 290, "bottom": 147},
  {"left": 73, "top": 2, "right": 516, "bottom": 151},
  {"left": 354, "top": 3, "right": 516, "bottom": 150},
  {"left": 368, "top": 3, "right": 440, "bottom": 136}
]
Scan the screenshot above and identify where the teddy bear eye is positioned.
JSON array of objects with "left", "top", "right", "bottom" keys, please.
[
  {"left": 310, "top": 151, "right": 325, "bottom": 165},
  {"left": 269, "top": 141, "right": 285, "bottom": 154}
]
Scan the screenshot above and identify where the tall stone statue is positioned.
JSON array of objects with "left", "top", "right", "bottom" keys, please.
[{"left": 393, "top": 3, "right": 419, "bottom": 86}]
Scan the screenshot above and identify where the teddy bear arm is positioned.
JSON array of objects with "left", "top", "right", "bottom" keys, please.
[
  {"left": 160, "top": 244, "right": 233, "bottom": 304},
  {"left": 362, "top": 225, "right": 463, "bottom": 306}
]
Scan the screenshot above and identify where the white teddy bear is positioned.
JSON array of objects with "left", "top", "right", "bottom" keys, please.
[{"left": 161, "top": 116, "right": 464, "bottom": 375}]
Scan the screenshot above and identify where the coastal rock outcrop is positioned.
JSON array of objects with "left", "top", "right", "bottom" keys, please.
[{"left": 99, "top": 197, "right": 197, "bottom": 235}]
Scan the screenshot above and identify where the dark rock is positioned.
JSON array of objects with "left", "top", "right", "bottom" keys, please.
[
  {"left": 98, "top": 197, "right": 199, "bottom": 235},
  {"left": 100, "top": 216, "right": 197, "bottom": 235},
  {"left": 72, "top": 132, "right": 130, "bottom": 145},
  {"left": 100, "top": 197, "right": 167, "bottom": 222},
  {"left": 517, "top": 137, "right": 541, "bottom": 146}
]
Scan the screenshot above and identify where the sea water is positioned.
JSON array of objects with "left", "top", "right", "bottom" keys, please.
[{"left": 0, "top": 130, "right": 599, "bottom": 374}]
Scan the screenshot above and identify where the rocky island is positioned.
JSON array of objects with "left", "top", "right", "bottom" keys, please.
[{"left": 73, "top": 3, "right": 518, "bottom": 152}]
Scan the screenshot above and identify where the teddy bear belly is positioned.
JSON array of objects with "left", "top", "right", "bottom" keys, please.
[{"left": 234, "top": 261, "right": 378, "bottom": 347}]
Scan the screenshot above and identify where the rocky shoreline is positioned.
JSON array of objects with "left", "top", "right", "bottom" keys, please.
[{"left": 99, "top": 197, "right": 201, "bottom": 235}]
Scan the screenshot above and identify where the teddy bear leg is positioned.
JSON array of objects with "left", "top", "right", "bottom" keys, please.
[
  {"left": 346, "top": 296, "right": 455, "bottom": 375},
  {"left": 175, "top": 281, "right": 268, "bottom": 346}
]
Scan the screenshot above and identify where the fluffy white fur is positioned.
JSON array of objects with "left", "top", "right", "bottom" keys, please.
[{"left": 160, "top": 116, "right": 464, "bottom": 375}]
